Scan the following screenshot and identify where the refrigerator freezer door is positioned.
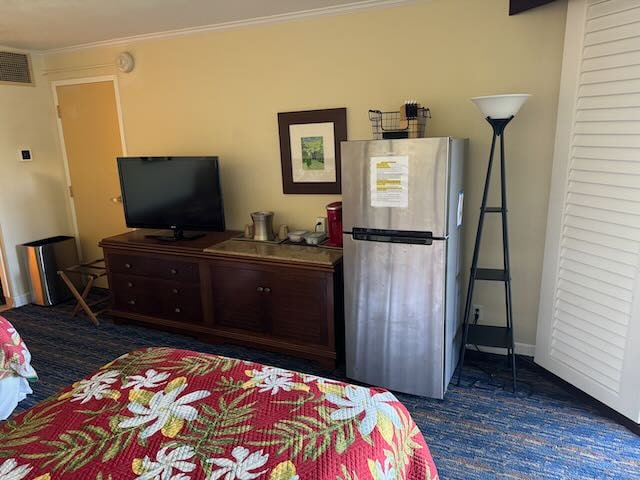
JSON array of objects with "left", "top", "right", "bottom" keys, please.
[
  {"left": 343, "top": 234, "right": 446, "bottom": 398},
  {"left": 341, "top": 138, "right": 450, "bottom": 237}
]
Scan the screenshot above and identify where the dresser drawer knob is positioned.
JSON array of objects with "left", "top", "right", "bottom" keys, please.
[
  {"left": 170, "top": 268, "right": 178, "bottom": 275},
  {"left": 127, "top": 299, "right": 136, "bottom": 305},
  {"left": 256, "top": 286, "right": 264, "bottom": 292},
  {"left": 174, "top": 307, "right": 181, "bottom": 313},
  {"left": 125, "top": 263, "right": 132, "bottom": 269},
  {"left": 172, "top": 288, "right": 179, "bottom": 294},
  {"left": 127, "top": 282, "right": 133, "bottom": 288},
  {"left": 264, "top": 287, "right": 271, "bottom": 293}
]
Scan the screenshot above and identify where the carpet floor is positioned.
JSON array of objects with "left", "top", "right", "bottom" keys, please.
[{"left": 3, "top": 301, "right": 640, "bottom": 480}]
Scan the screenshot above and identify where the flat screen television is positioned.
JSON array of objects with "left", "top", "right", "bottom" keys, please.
[{"left": 117, "top": 156, "right": 225, "bottom": 241}]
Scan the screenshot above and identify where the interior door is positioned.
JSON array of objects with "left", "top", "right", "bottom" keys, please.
[
  {"left": 0, "top": 227, "right": 11, "bottom": 309},
  {"left": 56, "top": 81, "right": 126, "bottom": 263},
  {"left": 535, "top": 0, "right": 640, "bottom": 423}
]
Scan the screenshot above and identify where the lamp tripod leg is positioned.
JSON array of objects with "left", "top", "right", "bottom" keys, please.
[{"left": 457, "top": 132, "right": 498, "bottom": 386}]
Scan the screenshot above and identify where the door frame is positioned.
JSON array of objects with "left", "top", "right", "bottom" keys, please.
[
  {"left": 51, "top": 75, "right": 128, "bottom": 259},
  {"left": 0, "top": 225, "right": 13, "bottom": 311}
]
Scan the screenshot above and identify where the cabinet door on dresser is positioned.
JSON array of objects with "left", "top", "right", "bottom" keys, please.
[
  {"left": 266, "top": 269, "right": 330, "bottom": 347},
  {"left": 208, "top": 261, "right": 269, "bottom": 333},
  {"left": 207, "top": 259, "right": 333, "bottom": 349}
]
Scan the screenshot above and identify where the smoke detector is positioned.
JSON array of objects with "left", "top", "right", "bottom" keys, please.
[{"left": 117, "top": 52, "right": 135, "bottom": 73}]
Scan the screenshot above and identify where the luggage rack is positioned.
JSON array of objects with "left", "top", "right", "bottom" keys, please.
[
  {"left": 58, "top": 259, "right": 109, "bottom": 326},
  {"left": 369, "top": 105, "right": 430, "bottom": 139}
]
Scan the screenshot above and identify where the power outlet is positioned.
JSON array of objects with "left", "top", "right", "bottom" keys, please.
[
  {"left": 472, "top": 304, "right": 483, "bottom": 323},
  {"left": 315, "top": 216, "right": 327, "bottom": 233}
]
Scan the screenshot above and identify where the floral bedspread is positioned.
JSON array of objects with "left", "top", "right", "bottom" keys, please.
[
  {"left": 0, "top": 316, "right": 37, "bottom": 383},
  {"left": 0, "top": 347, "right": 437, "bottom": 480}
]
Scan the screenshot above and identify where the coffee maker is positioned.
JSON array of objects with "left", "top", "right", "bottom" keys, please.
[{"left": 326, "top": 201, "right": 342, "bottom": 247}]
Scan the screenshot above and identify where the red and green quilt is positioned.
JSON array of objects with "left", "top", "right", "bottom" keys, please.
[
  {"left": 0, "top": 347, "right": 438, "bottom": 480},
  {"left": 0, "top": 316, "right": 37, "bottom": 383}
]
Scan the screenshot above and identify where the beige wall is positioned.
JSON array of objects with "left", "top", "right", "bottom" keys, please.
[
  {"left": 0, "top": 53, "right": 72, "bottom": 304},
  {"left": 44, "top": 0, "right": 567, "bottom": 345}
]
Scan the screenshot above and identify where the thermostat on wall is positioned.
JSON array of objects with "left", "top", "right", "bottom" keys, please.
[{"left": 19, "top": 149, "right": 32, "bottom": 162}]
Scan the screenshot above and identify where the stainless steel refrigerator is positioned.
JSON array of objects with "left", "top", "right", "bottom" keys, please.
[{"left": 341, "top": 137, "right": 466, "bottom": 399}]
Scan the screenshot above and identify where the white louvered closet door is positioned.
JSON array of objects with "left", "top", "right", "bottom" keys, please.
[{"left": 536, "top": 0, "right": 640, "bottom": 423}]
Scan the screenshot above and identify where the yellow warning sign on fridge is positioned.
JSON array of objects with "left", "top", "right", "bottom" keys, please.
[{"left": 370, "top": 155, "right": 409, "bottom": 208}]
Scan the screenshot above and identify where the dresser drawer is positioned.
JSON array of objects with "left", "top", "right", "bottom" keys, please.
[
  {"left": 108, "top": 253, "right": 199, "bottom": 282},
  {"left": 111, "top": 274, "right": 153, "bottom": 295},
  {"left": 111, "top": 274, "right": 197, "bottom": 296},
  {"left": 112, "top": 291, "right": 160, "bottom": 317},
  {"left": 111, "top": 274, "right": 203, "bottom": 323},
  {"left": 162, "top": 291, "right": 203, "bottom": 323}
]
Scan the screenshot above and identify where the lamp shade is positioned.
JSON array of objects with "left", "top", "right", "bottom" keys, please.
[{"left": 471, "top": 94, "right": 531, "bottom": 119}]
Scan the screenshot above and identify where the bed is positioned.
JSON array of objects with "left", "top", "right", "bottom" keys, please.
[
  {"left": 0, "top": 347, "right": 438, "bottom": 480},
  {"left": 0, "top": 316, "right": 37, "bottom": 421}
]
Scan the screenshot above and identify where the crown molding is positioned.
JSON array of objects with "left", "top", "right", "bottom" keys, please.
[
  {"left": 0, "top": 44, "right": 34, "bottom": 55},
  {"left": 42, "top": 0, "right": 420, "bottom": 55}
]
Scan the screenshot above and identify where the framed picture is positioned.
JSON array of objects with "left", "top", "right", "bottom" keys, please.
[{"left": 278, "top": 108, "right": 347, "bottom": 194}]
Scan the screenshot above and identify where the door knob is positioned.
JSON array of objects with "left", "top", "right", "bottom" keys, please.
[
  {"left": 256, "top": 286, "right": 264, "bottom": 292},
  {"left": 111, "top": 196, "right": 123, "bottom": 203},
  {"left": 264, "top": 287, "right": 271, "bottom": 293}
]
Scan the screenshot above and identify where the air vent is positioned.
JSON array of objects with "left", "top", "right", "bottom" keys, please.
[{"left": 0, "top": 51, "right": 32, "bottom": 85}]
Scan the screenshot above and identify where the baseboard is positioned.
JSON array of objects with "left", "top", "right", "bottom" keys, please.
[
  {"left": 11, "top": 292, "right": 31, "bottom": 308},
  {"left": 467, "top": 342, "right": 535, "bottom": 357},
  {"left": 6, "top": 288, "right": 108, "bottom": 309}
]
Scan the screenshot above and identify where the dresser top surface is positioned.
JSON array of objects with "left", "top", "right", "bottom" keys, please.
[
  {"left": 100, "top": 230, "right": 342, "bottom": 267},
  {"left": 204, "top": 239, "right": 343, "bottom": 266},
  {"left": 100, "top": 230, "right": 239, "bottom": 254}
]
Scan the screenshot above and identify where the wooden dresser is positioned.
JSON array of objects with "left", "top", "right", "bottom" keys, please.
[{"left": 100, "top": 231, "right": 343, "bottom": 368}]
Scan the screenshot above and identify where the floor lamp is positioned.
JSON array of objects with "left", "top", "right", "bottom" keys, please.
[{"left": 457, "top": 94, "right": 530, "bottom": 393}]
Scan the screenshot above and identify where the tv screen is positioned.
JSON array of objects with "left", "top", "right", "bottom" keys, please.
[{"left": 117, "top": 156, "right": 225, "bottom": 233}]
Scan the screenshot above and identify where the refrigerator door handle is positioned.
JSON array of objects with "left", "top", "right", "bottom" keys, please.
[{"left": 351, "top": 227, "right": 435, "bottom": 245}]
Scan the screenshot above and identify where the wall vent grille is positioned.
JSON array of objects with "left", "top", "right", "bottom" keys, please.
[{"left": 0, "top": 51, "right": 32, "bottom": 85}]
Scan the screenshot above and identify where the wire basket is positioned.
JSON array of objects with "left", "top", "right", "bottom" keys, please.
[{"left": 369, "top": 107, "right": 431, "bottom": 140}]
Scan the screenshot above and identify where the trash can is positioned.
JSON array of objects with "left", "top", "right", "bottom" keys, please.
[{"left": 21, "top": 236, "right": 79, "bottom": 306}]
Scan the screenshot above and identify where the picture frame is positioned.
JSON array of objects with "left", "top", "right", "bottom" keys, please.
[{"left": 278, "top": 108, "right": 347, "bottom": 194}]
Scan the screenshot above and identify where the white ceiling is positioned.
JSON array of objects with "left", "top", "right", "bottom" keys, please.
[{"left": 0, "top": 0, "right": 404, "bottom": 51}]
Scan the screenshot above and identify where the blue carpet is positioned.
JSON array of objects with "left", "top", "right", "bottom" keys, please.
[{"left": 3, "top": 301, "right": 639, "bottom": 480}]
